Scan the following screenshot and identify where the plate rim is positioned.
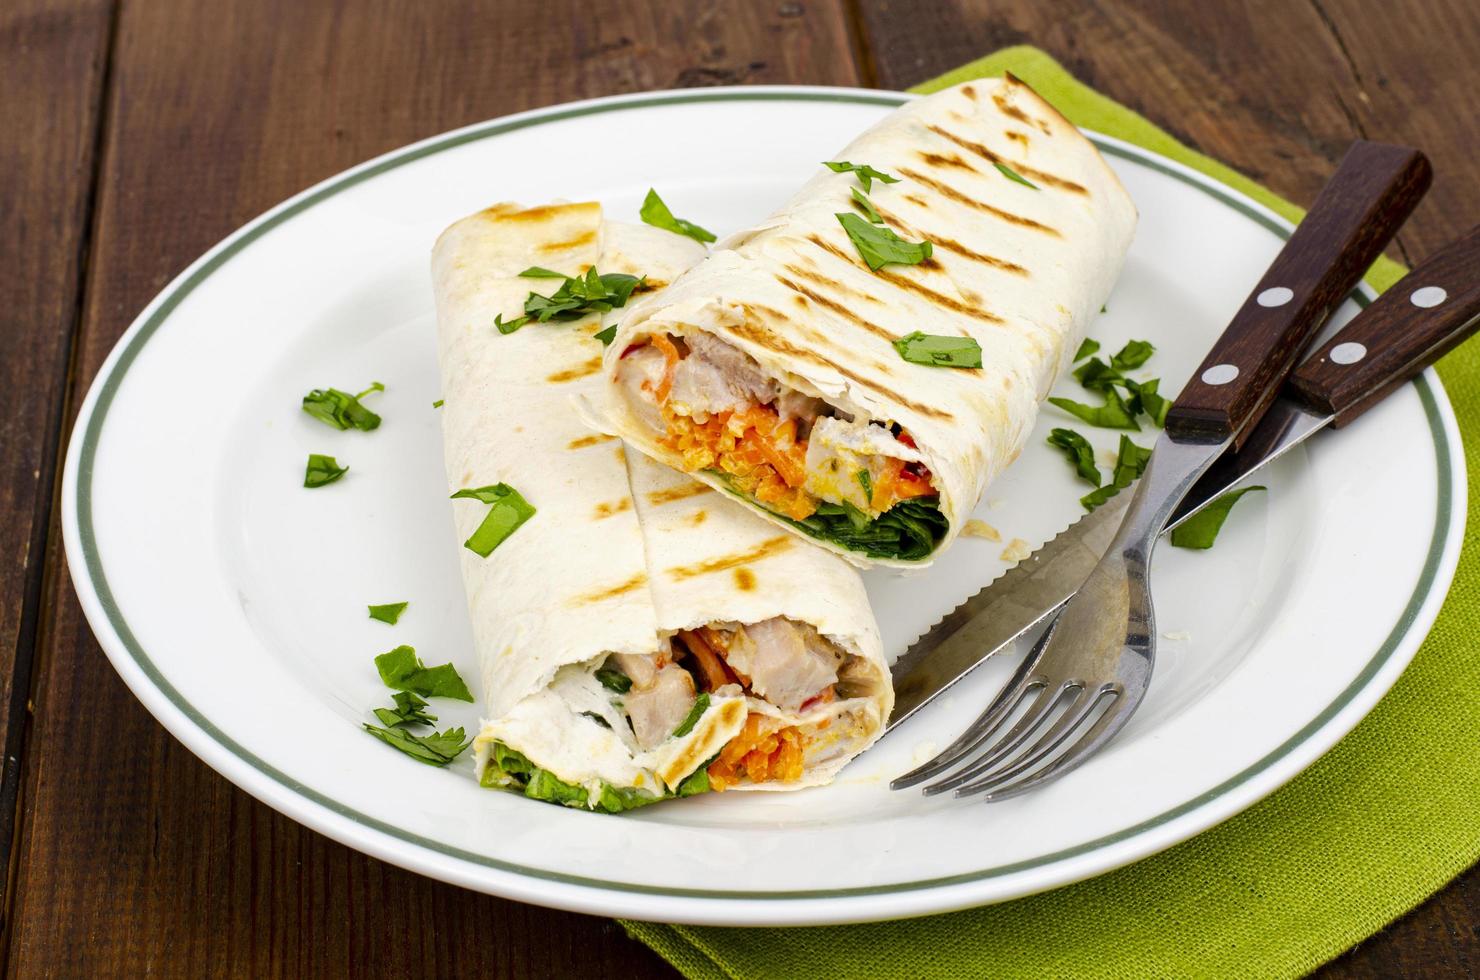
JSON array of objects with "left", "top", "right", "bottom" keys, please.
[{"left": 60, "top": 84, "right": 1466, "bottom": 925}]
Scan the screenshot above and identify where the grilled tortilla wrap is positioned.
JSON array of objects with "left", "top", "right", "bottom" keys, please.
[
  {"left": 599, "top": 76, "right": 1137, "bottom": 567},
  {"left": 432, "top": 202, "right": 891, "bottom": 812}
]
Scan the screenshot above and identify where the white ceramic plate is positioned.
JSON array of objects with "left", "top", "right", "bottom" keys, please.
[{"left": 63, "top": 87, "right": 1464, "bottom": 926}]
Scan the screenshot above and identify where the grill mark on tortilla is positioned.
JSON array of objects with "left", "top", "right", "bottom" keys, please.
[
  {"left": 567, "top": 433, "right": 617, "bottom": 450},
  {"left": 667, "top": 536, "right": 793, "bottom": 580},
  {"left": 961, "top": 85, "right": 978, "bottom": 101},
  {"left": 904, "top": 193, "right": 930, "bottom": 208},
  {"left": 782, "top": 260, "right": 885, "bottom": 307},
  {"left": 733, "top": 568, "right": 756, "bottom": 591},
  {"left": 646, "top": 481, "right": 710, "bottom": 506},
  {"left": 926, "top": 124, "right": 1088, "bottom": 195},
  {"left": 546, "top": 356, "right": 604, "bottom": 383},
  {"left": 572, "top": 571, "right": 647, "bottom": 604},
  {"left": 726, "top": 317, "right": 955, "bottom": 420},
  {"left": 690, "top": 509, "right": 708, "bottom": 526},
  {"left": 872, "top": 266, "right": 1005, "bottom": 325},
  {"left": 899, "top": 168, "right": 1063, "bottom": 236},
  {"left": 593, "top": 497, "right": 633, "bottom": 519},
  {"left": 870, "top": 203, "right": 1029, "bottom": 277},
  {"left": 992, "top": 88, "right": 1052, "bottom": 135},
  {"left": 775, "top": 273, "right": 897, "bottom": 342},
  {"left": 497, "top": 202, "right": 599, "bottom": 223},
  {"left": 539, "top": 229, "right": 598, "bottom": 251},
  {"left": 1006, "top": 131, "right": 1030, "bottom": 148},
  {"left": 917, "top": 150, "right": 979, "bottom": 175}
]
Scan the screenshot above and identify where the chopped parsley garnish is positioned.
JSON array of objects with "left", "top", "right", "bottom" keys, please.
[
  {"left": 594, "top": 324, "right": 617, "bottom": 346},
  {"left": 374, "top": 644, "right": 474, "bottom": 701},
  {"left": 671, "top": 693, "right": 710, "bottom": 738},
  {"left": 1110, "top": 340, "right": 1155, "bottom": 371},
  {"left": 1046, "top": 428, "right": 1101, "bottom": 486},
  {"left": 1170, "top": 486, "right": 1266, "bottom": 549},
  {"left": 856, "top": 468, "right": 874, "bottom": 500},
  {"left": 823, "top": 160, "right": 900, "bottom": 192},
  {"left": 994, "top": 161, "right": 1039, "bottom": 189},
  {"left": 372, "top": 691, "right": 437, "bottom": 728},
  {"left": 837, "top": 213, "right": 933, "bottom": 270},
  {"left": 594, "top": 667, "right": 632, "bottom": 693},
  {"left": 893, "top": 331, "right": 982, "bottom": 369},
  {"left": 303, "top": 453, "right": 348, "bottom": 488},
  {"left": 363, "top": 723, "right": 471, "bottom": 767},
  {"left": 1129, "top": 377, "right": 1171, "bottom": 426},
  {"left": 302, "top": 382, "right": 383, "bottom": 431},
  {"left": 1049, "top": 388, "right": 1141, "bottom": 430},
  {"left": 851, "top": 187, "right": 885, "bottom": 224},
  {"left": 1080, "top": 436, "right": 1152, "bottom": 511},
  {"left": 1073, "top": 357, "right": 1124, "bottom": 390},
  {"left": 432, "top": 399, "right": 444, "bottom": 408},
  {"left": 496, "top": 267, "right": 645, "bottom": 335},
  {"left": 1062, "top": 338, "right": 1170, "bottom": 429},
  {"left": 582, "top": 711, "right": 612, "bottom": 729},
  {"left": 639, "top": 189, "right": 717, "bottom": 243},
  {"left": 368, "top": 601, "right": 408, "bottom": 625},
  {"left": 450, "top": 483, "right": 536, "bottom": 557},
  {"left": 1073, "top": 338, "right": 1100, "bottom": 361}
]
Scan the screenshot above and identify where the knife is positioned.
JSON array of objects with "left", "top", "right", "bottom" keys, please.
[{"left": 886, "top": 217, "right": 1478, "bottom": 736}]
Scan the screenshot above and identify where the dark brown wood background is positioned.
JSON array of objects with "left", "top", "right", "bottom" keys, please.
[{"left": 4, "top": 0, "right": 1476, "bottom": 975}]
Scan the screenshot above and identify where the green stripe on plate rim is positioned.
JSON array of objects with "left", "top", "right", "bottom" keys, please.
[{"left": 74, "top": 88, "right": 1455, "bottom": 901}]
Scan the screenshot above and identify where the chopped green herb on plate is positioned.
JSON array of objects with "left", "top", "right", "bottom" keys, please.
[
  {"left": 1046, "top": 428, "right": 1101, "bottom": 486},
  {"left": 639, "top": 189, "right": 717, "bottom": 243},
  {"left": 302, "top": 382, "right": 383, "bottom": 432},
  {"left": 303, "top": 453, "right": 348, "bottom": 488},
  {"left": 368, "top": 601, "right": 408, "bottom": 625},
  {"left": 1171, "top": 486, "right": 1267, "bottom": 549},
  {"left": 374, "top": 645, "right": 474, "bottom": 701}
]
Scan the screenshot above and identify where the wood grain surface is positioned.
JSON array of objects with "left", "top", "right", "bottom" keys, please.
[{"left": 3, "top": 1, "right": 1476, "bottom": 976}]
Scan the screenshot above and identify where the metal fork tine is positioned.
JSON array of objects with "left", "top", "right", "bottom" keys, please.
[
  {"left": 952, "top": 686, "right": 1109, "bottom": 798},
  {"left": 976, "top": 685, "right": 1145, "bottom": 803},
  {"left": 920, "top": 681, "right": 1075, "bottom": 797},
  {"left": 889, "top": 635, "right": 1055, "bottom": 790}
]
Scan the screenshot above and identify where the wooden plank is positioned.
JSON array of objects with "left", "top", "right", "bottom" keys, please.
[
  {"left": 0, "top": 0, "right": 114, "bottom": 912},
  {"left": 7, "top": 0, "right": 860, "bottom": 975},
  {"left": 853, "top": 0, "right": 1445, "bottom": 263},
  {"left": 855, "top": 1, "right": 1480, "bottom": 974}
]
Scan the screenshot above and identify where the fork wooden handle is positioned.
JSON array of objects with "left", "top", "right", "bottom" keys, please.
[
  {"left": 1165, "top": 141, "right": 1432, "bottom": 448},
  {"left": 1289, "top": 224, "right": 1480, "bottom": 427}
]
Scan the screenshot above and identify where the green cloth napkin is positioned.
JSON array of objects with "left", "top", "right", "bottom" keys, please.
[{"left": 625, "top": 46, "right": 1479, "bottom": 979}]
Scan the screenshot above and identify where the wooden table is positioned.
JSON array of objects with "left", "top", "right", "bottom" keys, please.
[{"left": 5, "top": 0, "right": 1476, "bottom": 974}]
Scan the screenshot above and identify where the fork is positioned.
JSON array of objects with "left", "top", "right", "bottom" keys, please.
[{"left": 895, "top": 141, "right": 1433, "bottom": 801}]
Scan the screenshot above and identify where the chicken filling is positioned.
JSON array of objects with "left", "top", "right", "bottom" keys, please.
[
  {"left": 617, "top": 333, "right": 941, "bottom": 525},
  {"left": 602, "top": 617, "right": 873, "bottom": 789}
]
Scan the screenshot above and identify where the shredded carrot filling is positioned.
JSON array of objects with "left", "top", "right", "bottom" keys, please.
[
  {"left": 640, "top": 336, "right": 936, "bottom": 520},
  {"left": 660, "top": 402, "right": 817, "bottom": 520},
  {"left": 708, "top": 713, "right": 808, "bottom": 790}
]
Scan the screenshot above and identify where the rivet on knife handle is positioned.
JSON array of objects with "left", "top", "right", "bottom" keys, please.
[
  {"left": 1290, "top": 224, "right": 1480, "bottom": 427},
  {"left": 1165, "top": 141, "right": 1432, "bottom": 448}
]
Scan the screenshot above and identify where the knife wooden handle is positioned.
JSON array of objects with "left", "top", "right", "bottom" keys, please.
[
  {"left": 1164, "top": 141, "right": 1431, "bottom": 448},
  {"left": 1289, "top": 224, "right": 1480, "bottom": 427}
]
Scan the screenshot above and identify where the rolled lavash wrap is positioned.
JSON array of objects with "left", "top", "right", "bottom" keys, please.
[
  {"left": 432, "top": 201, "right": 891, "bottom": 813},
  {"left": 599, "top": 76, "right": 1137, "bottom": 567}
]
